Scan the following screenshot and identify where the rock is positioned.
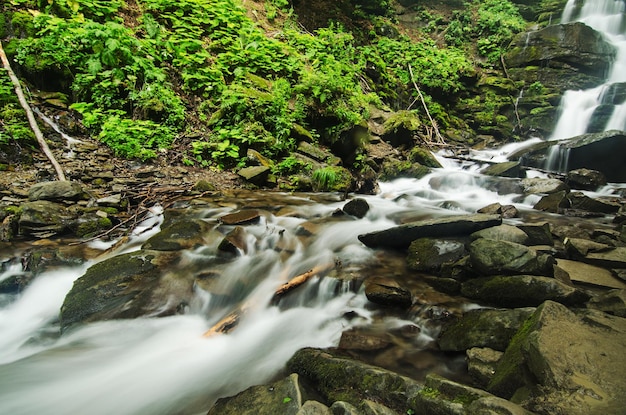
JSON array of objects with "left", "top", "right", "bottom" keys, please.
[
  {"left": 466, "top": 348, "right": 503, "bottom": 388},
  {"left": 238, "top": 165, "right": 270, "bottom": 186},
  {"left": 18, "top": 201, "right": 73, "bottom": 237},
  {"left": 406, "top": 238, "right": 466, "bottom": 273},
  {"left": 343, "top": 198, "right": 370, "bottom": 218},
  {"left": 219, "top": 209, "right": 261, "bottom": 225},
  {"left": 408, "top": 146, "right": 442, "bottom": 168},
  {"left": 505, "top": 23, "right": 615, "bottom": 89},
  {"left": 520, "top": 178, "right": 567, "bottom": 195},
  {"left": 298, "top": 401, "right": 331, "bottom": 415},
  {"left": 287, "top": 348, "right": 421, "bottom": 413},
  {"left": 469, "top": 239, "right": 555, "bottom": 276},
  {"left": 381, "top": 110, "right": 420, "bottom": 147},
  {"left": 587, "top": 289, "right": 626, "bottom": 317},
  {"left": 557, "top": 259, "right": 626, "bottom": 288},
  {"left": 410, "top": 373, "right": 533, "bottom": 415},
  {"left": 564, "top": 237, "right": 611, "bottom": 257},
  {"left": 566, "top": 192, "right": 621, "bottom": 214},
  {"left": 59, "top": 250, "right": 189, "bottom": 331},
  {"left": 364, "top": 277, "right": 412, "bottom": 308},
  {"left": 207, "top": 373, "right": 314, "bottom": 415},
  {"left": 297, "top": 141, "right": 339, "bottom": 164},
  {"left": 438, "top": 308, "right": 536, "bottom": 352},
  {"left": 28, "top": 180, "right": 87, "bottom": 202},
  {"left": 477, "top": 202, "right": 519, "bottom": 218},
  {"left": 358, "top": 214, "right": 502, "bottom": 249},
  {"left": 217, "top": 226, "right": 249, "bottom": 255},
  {"left": 533, "top": 190, "right": 569, "bottom": 213},
  {"left": 471, "top": 224, "right": 530, "bottom": 245},
  {"left": 461, "top": 275, "right": 589, "bottom": 307},
  {"left": 338, "top": 328, "right": 391, "bottom": 351},
  {"left": 96, "top": 194, "right": 122, "bottom": 207},
  {"left": 481, "top": 161, "right": 523, "bottom": 178},
  {"left": 532, "top": 130, "right": 626, "bottom": 182},
  {"left": 566, "top": 168, "right": 607, "bottom": 191},
  {"left": 329, "top": 401, "right": 360, "bottom": 415},
  {"left": 142, "top": 219, "right": 213, "bottom": 251},
  {"left": 488, "top": 301, "right": 626, "bottom": 415},
  {"left": 583, "top": 246, "right": 626, "bottom": 268},
  {"left": 516, "top": 223, "right": 554, "bottom": 246}
]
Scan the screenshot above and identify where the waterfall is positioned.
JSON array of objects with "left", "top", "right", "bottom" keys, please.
[{"left": 550, "top": 0, "right": 626, "bottom": 141}]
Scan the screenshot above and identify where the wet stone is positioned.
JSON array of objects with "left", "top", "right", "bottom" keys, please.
[
  {"left": 219, "top": 209, "right": 261, "bottom": 225},
  {"left": 364, "top": 277, "right": 412, "bottom": 308}
]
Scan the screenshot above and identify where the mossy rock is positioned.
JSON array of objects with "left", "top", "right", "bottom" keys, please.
[
  {"left": 408, "top": 146, "right": 442, "bottom": 168},
  {"left": 312, "top": 166, "right": 353, "bottom": 192},
  {"left": 74, "top": 215, "right": 113, "bottom": 238},
  {"left": 59, "top": 249, "right": 186, "bottom": 332},
  {"left": 380, "top": 159, "right": 429, "bottom": 180}
]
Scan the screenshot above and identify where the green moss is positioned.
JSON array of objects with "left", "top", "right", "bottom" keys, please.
[
  {"left": 311, "top": 166, "right": 352, "bottom": 192},
  {"left": 380, "top": 160, "right": 429, "bottom": 180},
  {"left": 408, "top": 147, "right": 442, "bottom": 168}
]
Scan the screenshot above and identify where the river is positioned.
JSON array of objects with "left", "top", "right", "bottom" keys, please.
[{"left": 1, "top": 0, "right": 625, "bottom": 414}]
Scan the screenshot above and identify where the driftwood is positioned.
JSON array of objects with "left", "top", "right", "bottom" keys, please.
[
  {"left": 0, "top": 41, "right": 67, "bottom": 181},
  {"left": 202, "top": 262, "right": 335, "bottom": 337}
]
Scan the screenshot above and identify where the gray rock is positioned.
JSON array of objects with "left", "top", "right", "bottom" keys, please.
[
  {"left": 298, "top": 401, "right": 331, "bottom": 415},
  {"left": 18, "top": 200, "right": 73, "bottom": 237},
  {"left": 461, "top": 275, "right": 589, "bottom": 307},
  {"left": 471, "top": 225, "right": 530, "bottom": 245},
  {"left": 407, "top": 238, "right": 466, "bottom": 273},
  {"left": 566, "top": 168, "right": 607, "bottom": 191},
  {"left": 466, "top": 348, "right": 503, "bottom": 388},
  {"left": 358, "top": 214, "right": 502, "bottom": 249},
  {"left": 516, "top": 223, "right": 554, "bottom": 246},
  {"left": 364, "top": 277, "right": 412, "bottom": 308},
  {"left": 488, "top": 301, "right": 626, "bottom": 415},
  {"left": 556, "top": 259, "right": 626, "bottom": 289},
  {"left": 481, "top": 161, "right": 522, "bottom": 178},
  {"left": 287, "top": 348, "right": 420, "bottom": 413},
  {"left": 28, "top": 180, "right": 87, "bottom": 202},
  {"left": 238, "top": 165, "right": 270, "bottom": 186},
  {"left": 329, "top": 401, "right": 361, "bottom": 415},
  {"left": 207, "top": 373, "right": 313, "bottom": 415},
  {"left": 520, "top": 178, "right": 567, "bottom": 195},
  {"left": 584, "top": 246, "right": 626, "bottom": 268},
  {"left": 438, "top": 308, "right": 535, "bottom": 352},
  {"left": 533, "top": 190, "right": 569, "bottom": 213},
  {"left": 566, "top": 192, "right": 621, "bottom": 214},
  {"left": 343, "top": 198, "right": 370, "bottom": 218},
  {"left": 218, "top": 226, "right": 249, "bottom": 255},
  {"left": 59, "top": 250, "right": 188, "bottom": 331},
  {"left": 143, "top": 219, "right": 214, "bottom": 251},
  {"left": 587, "top": 289, "right": 626, "bottom": 317},
  {"left": 469, "top": 239, "right": 554, "bottom": 276}
]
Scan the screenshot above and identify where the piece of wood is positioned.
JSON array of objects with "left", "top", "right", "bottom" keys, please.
[
  {"left": 0, "top": 41, "right": 67, "bottom": 181},
  {"left": 272, "top": 262, "right": 335, "bottom": 299},
  {"left": 202, "top": 262, "right": 335, "bottom": 337},
  {"left": 407, "top": 64, "right": 445, "bottom": 145}
]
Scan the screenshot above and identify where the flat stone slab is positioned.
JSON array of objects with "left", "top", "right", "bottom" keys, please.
[
  {"left": 358, "top": 214, "right": 502, "bottom": 249},
  {"left": 557, "top": 259, "right": 626, "bottom": 289}
]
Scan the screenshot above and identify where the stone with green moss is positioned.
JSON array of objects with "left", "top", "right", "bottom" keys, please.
[{"left": 380, "top": 159, "right": 429, "bottom": 180}]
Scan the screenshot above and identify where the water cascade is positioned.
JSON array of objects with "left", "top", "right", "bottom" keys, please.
[{"left": 547, "top": 0, "right": 626, "bottom": 170}]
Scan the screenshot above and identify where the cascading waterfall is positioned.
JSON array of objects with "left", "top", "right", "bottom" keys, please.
[{"left": 547, "top": 0, "right": 626, "bottom": 170}]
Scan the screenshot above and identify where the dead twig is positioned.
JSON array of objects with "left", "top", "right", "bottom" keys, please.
[{"left": 407, "top": 64, "right": 446, "bottom": 145}]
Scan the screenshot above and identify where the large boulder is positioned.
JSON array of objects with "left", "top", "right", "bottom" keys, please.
[
  {"left": 28, "top": 180, "right": 87, "bottom": 202},
  {"left": 207, "top": 373, "right": 320, "bottom": 415},
  {"left": 358, "top": 214, "right": 502, "bottom": 249},
  {"left": 287, "top": 348, "right": 420, "bottom": 413},
  {"left": 461, "top": 275, "right": 589, "bottom": 307},
  {"left": 521, "top": 130, "right": 626, "bottom": 182},
  {"left": 18, "top": 200, "right": 74, "bottom": 237},
  {"left": 59, "top": 250, "right": 191, "bottom": 331},
  {"left": 505, "top": 23, "right": 615, "bottom": 90},
  {"left": 438, "top": 307, "right": 535, "bottom": 352},
  {"left": 488, "top": 301, "right": 626, "bottom": 415},
  {"left": 406, "top": 237, "right": 467, "bottom": 273},
  {"left": 468, "top": 238, "right": 554, "bottom": 276}
]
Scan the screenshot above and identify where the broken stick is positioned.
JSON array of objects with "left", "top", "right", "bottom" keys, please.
[
  {"left": 202, "top": 262, "right": 335, "bottom": 337},
  {"left": 0, "top": 41, "right": 67, "bottom": 181}
]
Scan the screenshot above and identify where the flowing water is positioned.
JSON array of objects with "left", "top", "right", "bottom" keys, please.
[
  {"left": 0, "top": 148, "right": 549, "bottom": 415},
  {"left": 548, "top": 0, "right": 626, "bottom": 151},
  {"left": 2, "top": 2, "right": 626, "bottom": 414}
]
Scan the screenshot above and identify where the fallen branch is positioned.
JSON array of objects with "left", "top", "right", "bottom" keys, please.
[
  {"left": 407, "top": 64, "right": 446, "bottom": 145},
  {"left": 272, "top": 262, "right": 335, "bottom": 301},
  {"left": 202, "top": 262, "right": 335, "bottom": 337},
  {"left": 0, "top": 41, "right": 67, "bottom": 181}
]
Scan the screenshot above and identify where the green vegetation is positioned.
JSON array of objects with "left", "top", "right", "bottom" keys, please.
[{"left": 1, "top": 0, "right": 530, "bottom": 179}]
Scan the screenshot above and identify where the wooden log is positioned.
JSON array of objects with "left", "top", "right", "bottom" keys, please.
[
  {"left": 202, "top": 262, "right": 334, "bottom": 337},
  {"left": 0, "top": 41, "right": 67, "bottom": 181}
]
